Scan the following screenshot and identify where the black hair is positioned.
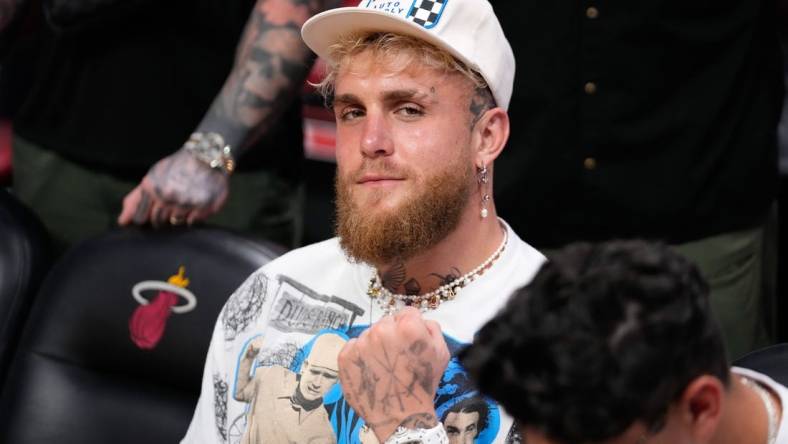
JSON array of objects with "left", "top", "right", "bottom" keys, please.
[
  {"left": 441, "top": 396, "right": 490, "bottom": 434},
  {"left": 460, "top": 240, "right": 729, "bottom": 444}
]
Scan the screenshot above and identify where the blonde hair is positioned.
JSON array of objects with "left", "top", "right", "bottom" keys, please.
[{"left": 314, "top": 32, "right": 489, "bottom": 102}]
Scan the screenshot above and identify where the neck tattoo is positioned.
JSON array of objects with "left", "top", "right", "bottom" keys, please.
[
  {"left": 367, "top": 225, "right": 508, "bottom": 315},
  {"left": 741, "top": 376, "right": 778, "bottom": 444}
]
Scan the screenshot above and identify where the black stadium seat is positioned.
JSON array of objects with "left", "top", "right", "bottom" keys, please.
[
  {"left": 0, "top": 189, "right": 50, "bottom": 386},
  {"left": 733, "top": 343, "right": 788, "bottom": 387},
  {"left": 0, "top": 227, "right": 284, "bottom": 443}
]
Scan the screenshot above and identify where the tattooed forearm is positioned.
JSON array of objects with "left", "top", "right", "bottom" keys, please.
[
  {"left": 196, "top": 0, "right": 335, "bottom": 155},
  {"left": 398, "top": 412, "right": 439, "bottom": 430}
]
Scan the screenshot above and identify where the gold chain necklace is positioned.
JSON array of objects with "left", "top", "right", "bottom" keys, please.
[{"left": 367, "top": 228, "right": 508, "bottom": 315}]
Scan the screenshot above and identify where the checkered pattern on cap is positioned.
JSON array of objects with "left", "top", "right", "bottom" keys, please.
[{"left": 407, "top": 0, "right": 447, "bottom": 27}]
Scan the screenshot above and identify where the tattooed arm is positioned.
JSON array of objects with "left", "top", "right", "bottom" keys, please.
[
  {"left": 338, "top": 307, "right": 451, "bottom": 442},
  {"left": 118, "top": 0, "right": 339, "bottom": 227}
]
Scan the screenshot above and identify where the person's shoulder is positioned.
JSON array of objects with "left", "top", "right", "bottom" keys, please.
[
  {"left": 261, "top": 237, "right": 347, "bottom": 275},
  {"left": 222, "top": 238, "right": 347, "bottom": 302},
  {"left": 512, "top": 237, "right": 547, "bottom": 264},
  {"left": 504, "top": 221, "right": 547, "bottom": 265}
]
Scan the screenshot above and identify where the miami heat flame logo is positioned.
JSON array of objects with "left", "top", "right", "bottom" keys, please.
[{"left": 129, "top": 266, "right": 197, "bottom": 350}]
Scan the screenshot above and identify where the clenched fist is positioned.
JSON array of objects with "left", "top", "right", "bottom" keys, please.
[{"left": 338, "top": 307, "right": 450, "bottom": 442}]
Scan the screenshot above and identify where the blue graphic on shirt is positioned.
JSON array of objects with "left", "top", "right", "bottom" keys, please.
[{"left": 281, "top": 325, "right": 500, "bottom": 444}]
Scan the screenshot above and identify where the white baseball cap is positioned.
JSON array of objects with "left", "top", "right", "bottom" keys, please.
[{"left": 301, "top": 0, "right": 515, "bottom": 110}]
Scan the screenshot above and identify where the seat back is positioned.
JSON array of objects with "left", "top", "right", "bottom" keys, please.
[
  {"left": 0, "top": 227, "right": 283, "bottom": 443},
  {"left": 0, "top": 121, "right": 11, "bottom": 186},
  {"left": 0, "top": 189, "right": 49, "bottom": 384},
  {"left": 733, "top": 343, "right": 788, "bottom": 386}
]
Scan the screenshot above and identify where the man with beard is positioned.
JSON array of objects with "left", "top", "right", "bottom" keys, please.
[{"left": 182, "top": 1, "right": 544, "bottom": 443}]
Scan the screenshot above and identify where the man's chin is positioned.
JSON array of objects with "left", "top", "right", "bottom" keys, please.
[
  {"left": 352, "top": 190, "right": 405, "bottom": 212},
  {"left": 336, "top": 164, "right": 472, "bottom": 265}
]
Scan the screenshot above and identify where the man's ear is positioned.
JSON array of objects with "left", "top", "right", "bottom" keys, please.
[
  {"left": 472, "top": 107, "right": 509, "bottom": 167},
  {"left": 677, "top": 376, "right": 725, "bottom": 443}
]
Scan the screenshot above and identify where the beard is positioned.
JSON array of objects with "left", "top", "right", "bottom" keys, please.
[{"left": 335, "top": 157, "right": 474, "bottom": 265}]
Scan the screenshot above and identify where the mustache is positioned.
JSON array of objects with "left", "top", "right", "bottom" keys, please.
[{"left": 346, "top": 159, "right": 411, "bottom": 183}]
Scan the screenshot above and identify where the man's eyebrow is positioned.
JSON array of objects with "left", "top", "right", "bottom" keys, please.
[
  {"left": 333, "top": 89, "right": 433, "bottom": 106},
  {"left": 382, "top": 89, "right": 431, "bottom": 102},
  {"left": 333, "top": 93, "right": 361, "bottom": 106}
]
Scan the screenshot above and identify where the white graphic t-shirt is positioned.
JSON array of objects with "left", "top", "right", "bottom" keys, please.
[
  {"left": 732, "top": 367, "right": 788, "bottom": 444},
  {"left": 182, "top": 221, "right": 545, "bottom": 444}
]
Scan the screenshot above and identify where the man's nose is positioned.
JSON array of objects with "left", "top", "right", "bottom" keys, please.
[{"left": 360, "top": 111, "right": 394, "bottom": 158}]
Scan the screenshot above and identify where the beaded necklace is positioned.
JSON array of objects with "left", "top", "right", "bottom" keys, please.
[{"left": 367, "top": 227, "right": 508, "bottom": 315}]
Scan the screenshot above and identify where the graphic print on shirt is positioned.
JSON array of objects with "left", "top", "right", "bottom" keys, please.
[
  {"left": 213, "top": 374, "right": 229, "bottom": 442},
  {"left": 220, "top": 274, "right": 368, "bottom": 444},
  {"left": 230, "top": 330, "right": 350, "bottom": 444},
  {"left": 268, "top": 275, "right": 366, "bottom": 334},
  {"left": 222, "top": 273, "right": 269, "bottom": 341},
  {"left": 325, "top": 325, "right": 501, "bottom": 444},
  {"left": 226, "top": 328, "right": 502, "bottom": 444},
  {"left": 218, "top": 274, "right": 505, "bottom": 443},
  {"left": 505, "top": 426, "right": 523, "bottom": 444}
]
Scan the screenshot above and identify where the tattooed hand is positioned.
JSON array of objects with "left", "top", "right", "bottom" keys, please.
[
  {"left": 338, "top": 307, "right": 450, "bottom": 442},
  {"left": 116, "top": 0, "right": 342, "bottom": 228},
  {"left": 117, "top": 149, "right": 229, "bottom": 227}
]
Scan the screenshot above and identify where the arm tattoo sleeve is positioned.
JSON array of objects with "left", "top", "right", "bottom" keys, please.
[{"left": 195, "top": 0, "right": 338, "bottom": 155}]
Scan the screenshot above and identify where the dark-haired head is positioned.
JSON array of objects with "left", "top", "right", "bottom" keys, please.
[
  {"left": 441, "top": 396, "right": 490, "bottom": 441},
  {"left": 461, "top": 240, "right": 729, "bottom": 444}
]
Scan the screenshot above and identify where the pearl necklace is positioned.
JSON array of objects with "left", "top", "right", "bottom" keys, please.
[
  {"left": 367, "top": 227, "right": 508, "bottom": 315},
  {"left": 741, "top": 376, "right": 778, "bottom": 444}
]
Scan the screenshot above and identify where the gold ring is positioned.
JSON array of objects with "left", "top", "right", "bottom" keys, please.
[{"left": 169, "top": 215, "right": 185, "bottom": 225}]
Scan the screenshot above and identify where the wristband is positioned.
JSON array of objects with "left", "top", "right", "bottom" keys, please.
[
  {"left": 183, "top": 132, "right": 235, "bottom": 175},
  {"left": 382, "top": 423, "right": 449, "bottom": 444}
]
